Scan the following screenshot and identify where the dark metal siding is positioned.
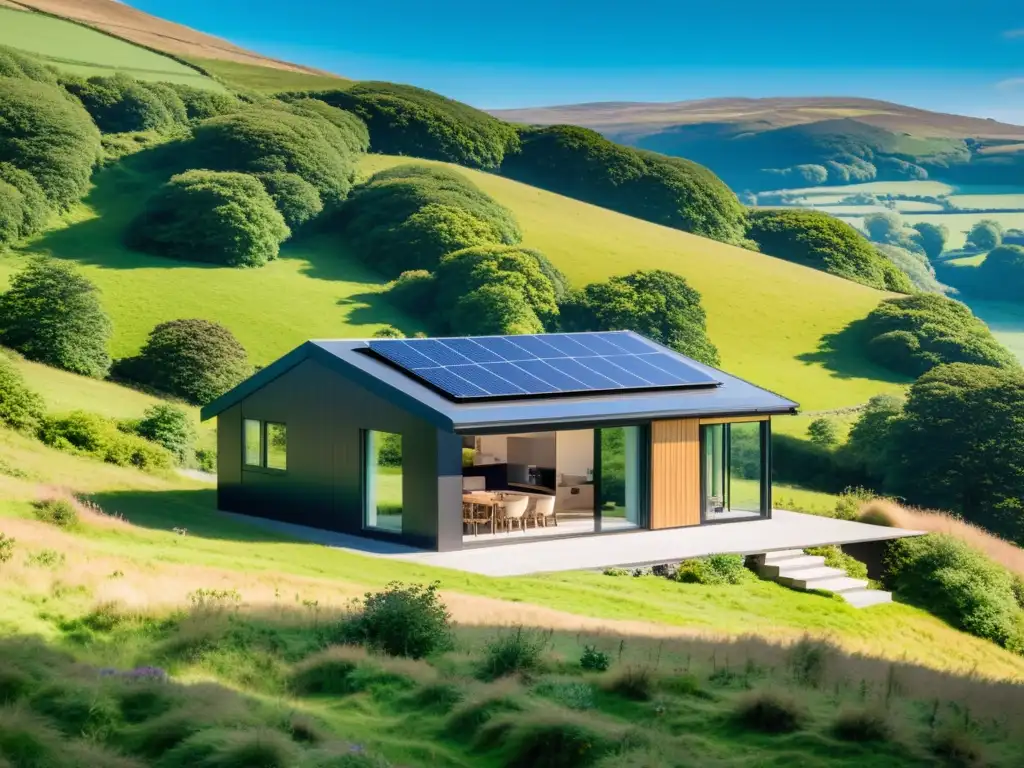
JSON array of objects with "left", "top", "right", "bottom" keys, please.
[{"left": 213, "top": 358, "right": 459, "bottom": 550}]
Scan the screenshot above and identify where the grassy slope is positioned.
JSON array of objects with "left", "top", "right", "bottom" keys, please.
[
  {"left": 0, "top": 6, "right": 223, "bottom": 89},
  {"left": 185, "top": 56, "right": 351, "bottom": 93}
]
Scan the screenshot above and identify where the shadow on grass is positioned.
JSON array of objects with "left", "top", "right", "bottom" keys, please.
[{"left": 796, "top": 318, "right": 908, "bottom": 385}]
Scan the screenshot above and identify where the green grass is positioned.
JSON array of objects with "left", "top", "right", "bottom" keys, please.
[
  {"left": 781, "top": 180, "right": 956, "bottom": 197},
  {"left": 184, "top": 56, "right": 350, "bottom": 93},
  {"left": 0, "top": 6, "right": 223, "bottom": 89}
]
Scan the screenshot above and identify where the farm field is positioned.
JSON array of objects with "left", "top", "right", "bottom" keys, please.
[
  {"left": 843, "top": 212, "right": 1024, "bottom": 250},
  {"left": 0, "top": 6, "right": 223, "bottom": 89},
  {"left": 184, "top": 55, "right": 351, "bottom": 93},
  {"left": 958, "top": 298, "right": 1024, "bottom": 363}
]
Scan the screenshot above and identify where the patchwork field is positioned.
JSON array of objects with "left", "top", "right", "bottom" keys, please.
[
  {"left": 184, "top": 55, "right": 350, "bottom": 93},
  {"left": 0, "top": 6, "right": 224, "bottom": 89}
]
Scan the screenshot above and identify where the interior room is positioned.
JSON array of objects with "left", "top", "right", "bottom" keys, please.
[{"left": 459, "top": 427, "right": 642, "bottom": 543}]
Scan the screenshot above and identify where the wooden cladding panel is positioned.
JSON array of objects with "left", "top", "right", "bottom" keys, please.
[{"left": 650, "top": 418, "right": 700, "bottom": 529}]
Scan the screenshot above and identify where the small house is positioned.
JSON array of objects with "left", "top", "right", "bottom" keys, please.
[{"left": 200, "top": 331, "right": 799, "bottom": 552}]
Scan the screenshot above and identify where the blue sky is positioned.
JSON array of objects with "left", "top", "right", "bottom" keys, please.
[{"left": 133, "top": 0, "right": 1024, "bottom": 120}]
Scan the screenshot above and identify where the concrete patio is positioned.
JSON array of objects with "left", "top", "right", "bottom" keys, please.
[{"left": 222, "top": 509, "right": 924, "bottom": 577}]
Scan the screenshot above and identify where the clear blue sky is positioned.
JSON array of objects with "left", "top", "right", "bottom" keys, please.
[{"left": 132, "top": 0, "right": 1024, "bottom": 120}]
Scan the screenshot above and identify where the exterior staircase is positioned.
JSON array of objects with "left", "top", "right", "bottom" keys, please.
[{"left": 756, "top": 549, "right": 892, "bottom": 608}]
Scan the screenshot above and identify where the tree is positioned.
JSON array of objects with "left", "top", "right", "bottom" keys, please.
[
  {"left": 0, "top": 258, "right": 112, "bottom": 378},
  {"left": 63, "top": 74, "right": 185, "bottom": 134},
  {"left": 131, "top": 403, "right": 196, "bottom": 465},
  {"left": 257, "top": 172, "right": 323, "bottom": 229},
  {"left": 911, "top": 222, "right": 948, "bottom": 260},
  {"left": 841, "top": 393, "right": 904, "bottom": 484},
  {"left": 128, "top": 170, "right": 289, "bottom": 267},
  {"left": 975, "top": 245, "right": 1024, "bottom": 302},
  {"left": 450, "top": 284, "right": 544, "bottom": 335},
  {"left": 807, "top": 417, "right": 840, "bottom": 447},
  {"left": 875, "top": 244, "right": 948, "bottom": 295},
  {"left": 112, "top": 319, "right": 251, "bottom": 405},
  {"left": 747, "top": 209, "right": 913, "bottom": 292},
  {"left": 0, "top": 44, "right": 57, "bottom": 84},
  {"left": 559, "top": 270, "right": 720, "bottom": 366},
  {"left": 888, "top": 364, "right": 1024, "bottom": 541},
  {"left": 0, "top": 349, "right": 45, "bottom": 434},
  {"left": 372, "top": 326, "right": 405, "bottom": 339},
  {"left": 166, "top": 83, "right": 239, "bottom": 121},
  {"left": 862, "top": 294, "right": 1017, "bottom": 377},
  {"left": 966, "top": 220, "right": 1003, "bottom": 251},
  {"left": 863, "top": 211, "right": 903, "bottom": 244},
  {"left": 0, "top": 77, "right": 101, "bottom": 209}
]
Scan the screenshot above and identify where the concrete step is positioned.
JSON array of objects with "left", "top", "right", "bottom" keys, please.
[
  {"left": 776, "top": 566, "right": 847, "bottom": 588},
  {"left": 758, "top": 555, "right": 825, "bottom": 577},
  {"left": 798, "top": 575, "right": 870, "bottom": 593},
  {"left": 842, "top": 589, "right": 893, "bottom": 608},
  {"left": 762, "top": 549, "right": 806, "bottom": 563}
]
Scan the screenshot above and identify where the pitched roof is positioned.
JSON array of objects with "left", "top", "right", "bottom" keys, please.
[{"left": 200, "top": 334, "right": 799, "bottom": 432}]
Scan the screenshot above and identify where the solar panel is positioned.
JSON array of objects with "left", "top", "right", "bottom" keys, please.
[{"left": 366, "top": 332, "right": 721, "bottom": 401}]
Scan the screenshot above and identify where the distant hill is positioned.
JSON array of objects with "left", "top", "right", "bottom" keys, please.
[{"left": 493, "top": 97, "right": 1024, "bottom": 190}]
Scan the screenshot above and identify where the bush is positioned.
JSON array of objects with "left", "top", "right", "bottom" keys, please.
[
  {"left": 128, "top": 169, "right": 290, "bottom": 267},
  {"left": 187, "top": 108, "right": 362, "bottom": 205},
  {"left": 911, "top": 221, "right": 948, "bottom": 260},
  {"left": 340, "top": 164, "right": 522, "bottom": 277},
  {"left": 0, "top": 177, "right": 24, "bottom": 247},
  {"left": 805, "top": 546, "right": 868, "bottom": 580},
  {"left": 166, "top": 83, "right": 239, "bottom": 121},
  {"left": 0, "top": 350, "right": 44, "bottom": 434},
  {"left": 807, "top": 417, "right": 840, "bottom": 447},
  {"left": 257, "top": 171, "right": 323, "bottom": 229},
  {"left": 480, "top": 626, "right": 550, "bottom": 680},
  {"left": 0, "top": 258, "right": 112, "bottom": 378},
  {"left": 966, "top": 219, "right": 1002, "bottom": 251},
  {"left": 579, "top": 646, "right": 611, "bottom": 672},
  {"left": 342, "top": 581, "right": 452, "bottom": 659},
  {"left": 747, "top": 209, "right": 913, "bottom": 291},
  {"left": 832, "top": 708, "right": 892, "bottom": 742},
  {"left": 0, "top": 77, "right": 101, "bottom": 208},
  {"left": 112, "top": 319, "right": 251, "bottom": 405},
  {"left": 973, "top": 244, "right": 1024, "bottom": 302},
  {"left": 732, "top": 690, "right": 805, "bottom": 733},
  {"left": 558, "top": 270, "right": 719, "bottom": 365},
  {"left": 0, "top": 45, "right": 57, "bottom": 84},
  {"left": 131, "top": 404, "right": 196, "bottom": 465},
  {"left": 0, "top": 533, "right": 14, "bottom": 564},
  {"left": 604, "top": 666, "right": 655, "bottom": 701},
  {"left": 450, "top": 283, "right": 545, "bottom": 335},
  {"left": 30, "top": 497, "right": 79, "bottom": 529},
  {"left": 301, "top": 82, "right": 518, "bottom": 169},
  {"left": 674, "top": 554, "right": 750, "bottom": 585},
  {"left": 884, "top": 534, "right": 1022, "bottom": 649},
  {"left": 875, "top": 243, "right": 948, "bottom": 295},
  {"left": 279, "top": 97, "right": 370, "bottom": 156},
  {"left": 502, "top": 125, "right": 749, "bottom": 245},
  {"left": 38, "top": 410, "right": 174, "bottom": 470},
  {"left": 862, "top": 294, "right": 1016, "bottom": 378},
  {"left": 386, "top": 269, "right": 435, "bottom": 315},
  {"left": 0, "top": 162, "right": 50, "bottom": 238},
  {"left": 64, "top": 74, "right": 185, "bottom": 133},
  {"left": 195, "top": 448, "right": 216, "bottom": 473}
]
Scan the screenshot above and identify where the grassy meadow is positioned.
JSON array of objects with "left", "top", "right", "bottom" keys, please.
[
  {"left": 184, "top": 56, "right": 351, "bottom": 93},
  {"left": 0, "top": 6, "right": 223, "bottom": 89}
]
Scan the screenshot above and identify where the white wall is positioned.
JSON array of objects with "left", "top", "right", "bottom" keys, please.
[
  {"left": 474, "top": 435, "right": 507, "bottom": 464},
  {"left": 556, "top": 429, "right": 593, "bottom": 484}
]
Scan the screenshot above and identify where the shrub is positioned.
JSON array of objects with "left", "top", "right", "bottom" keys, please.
[
  {"left": 64, "top": 73, "right": 185, "bottom": 133},
  {"left": 493, "top": 711, "right": 619, "bottom": 768},
  {"left": 832, "top": 708, "right": 892, "bottom": 742},
  {"left": 876, "top": 243, "right": 948, "bottom": 295},
  {"left": 195, "top": 448, "right": 217, "bottom": 473},
  {"left": 386, "top": 269, "right": 435, "bottom": 315},
  {"left": 674, "top": 554, "right": 750, "bottom": 585},
  {"left": 480, "top": 626, "right": 550, "bottom": 680},
  {"left": 187, "top": 108, "right": 361, "bottom": 205},
  {"left": 128, "top": 169, "right": 289, "bottom": 267},
  {"left": 280, "top": 97, "right": 370, "bottom": 155},
  {"left": 805, "top": 546, "right": 868, "bottom": 580},
  {"left": 579, "top": 646, "right": 611, "bottom": 672},
  {"left": 158, "top": 727, "right": 300, "bottom": 768},
  {"left": 0, "top": 76, "right": 101, "bottom": 208},
  {"left": 884, "top": 534, "right": 1021, "bottom": 648},
  {"left": 604, "top": 666, "right": 655, "bottom": 701},
  {"left": 974, "top": 244, "right": 1024, "bottom": 302},
  {"left": 502, "top": 125, "right": 749, "bottom": 245},
  {"left": 0, "top": 533, "right": 13, "bottom": 564},
  {"left": 167, "top": 83, "right": 239, "bottom": 121},
  {"left": 911, "top": 221, "right": 948, "bottom": 260},
  {"left": 0, "top": 350, "right": 44, "bottom": 434},
  {"left": 0, "top": 162, "right": 50, "bottom": 238},
  {"left": 31, "top": 497, "right": 79, "bottom": 529},
  {"left": 0, "top": 45, "right": 57, "bottom": 84},
  {"left": 966, "top": 219, "right": 1002, "bottom": 251},
  {"left": 533, "top": 681, "right": 596, "bottom": 711},
  {"left": 747, "top": 209, "right": 913, "bottom": 291},
  {"left": 342, "top": 581, "right": 452, "bottom": 659},
  {"left": 732, "top": 690, "right": 805, "bottom": 733},
  {"left": 340, "top": 164, "right": 522, "bottom": 277},
  {"left": 257, "top": 171, "right": 323, "bottom": 228},
  {"left": 862, "top": 294, "right": 1017, "bottom": 378},
  {"left": 450, "top": 283, "right": 545, "bottom": 335},
  {"left": 112, "top": 319, "right": 251, "bottom": 405},
  {"left": 302, "top": 82, "right": 518, "bottom": 169},
  {"left": 559, "top": 270, "right": 719, "bottom": 365},
  {"left": 132, "top": 403, "right": 196, "bottom": 465},
  {"left": 0, "top": 258, "right": 112, "bottom": 378},
  {"left": 39, "top": 410, "right": 173, "bottom": 470},
  {"left": 0, "top": 177, "right": 24, "bottom": 247},
  {"left": 807, "top": 417, "right": 840, "bottom": 447}
]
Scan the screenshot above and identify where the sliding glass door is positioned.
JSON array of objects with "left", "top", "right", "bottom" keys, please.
[
  {"left": 701, "top": 421, "right": 769, "bottom": 522},
  {"left": 596, "top": 426, "right": 643, "bottom": 531}
]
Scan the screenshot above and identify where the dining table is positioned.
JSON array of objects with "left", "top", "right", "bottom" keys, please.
[{"left": 462, "top": 492, "right": 504, "bottom": 535}]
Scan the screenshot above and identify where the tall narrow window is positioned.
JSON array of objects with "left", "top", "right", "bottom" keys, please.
[
  {"left": 244, "top": 419, "right": 262, "bottom": 467},
  {"left": 701, "top": 421, "right": 766, "bottom": 521},
  {"left": 597, "top": 426, "right": 641, "bottom": 531},
  {"left": 266, "top": 423, "right": 287, "bottom": 470},
  {"left": 365, "top": 431, "right": 403, "bottom": 533}
]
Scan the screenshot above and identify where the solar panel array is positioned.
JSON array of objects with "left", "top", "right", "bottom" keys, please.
[{"left": 367, "top": 332, "right": 720, "bottom": 401}]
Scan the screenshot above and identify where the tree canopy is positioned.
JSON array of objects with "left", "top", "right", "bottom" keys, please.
[
  {"left": 63, "top": 74, "right": 188, "bottom": 134},
  {"left": 501, "top": 125, "right": 749, "bottom": 246},
  {"left": 966, "top": 219, "right": 1003, "bottom": 251},
  {"left": 747, "top": 209, "right": 913, "bottom": 291},
  {"left": 863, "top": 211, "right": 903, "bottom": 244},
  {"left": 974, "top": 245, "right": 1024, "bottom": 302},
  {"left": 0, "top": 348, "right": 45, "bottom": 434},
  {"left": 0, "top": 45, "right": 57, "bottom": 85},
  {"left": 862, "top": 294, "right": 1017, "bottom": 377},
  {"left": 558, "top": 270, "right": 719, "bottom": 366},
  {"left": 128, "top": 170, "right": 289, "bottom": 267},
  {"left": 0, "top": 258, "right": 112, "bottom": 378},
  {"left": 875, "top": 244, "right": 948, "bottom": 295},
  {"left": 910, "top": 222, "right": 948, "bottom": 260}
]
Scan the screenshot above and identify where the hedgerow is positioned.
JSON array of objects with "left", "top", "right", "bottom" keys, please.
[
  {"left": 280, "top": 97, "right": 370, "bottom": 155},
  {"left": 0, "top": 162, "right": 49, "bottom": 238},
  {"left": 39, "top": 410, "right": 173, "bottom": 471},
  {"left": 301, "top": 82, "right": 518, "bottom": 169},
  {"left": 63, "top": 73, "right": 186, "bottom": 134},
  {"left": 0, "top": 44, "right": 57, "bottom": 84},
  {"left": 128, "top": 170, "right": 289, "bottom": 267},
  {"left": 0, "top": 77, "right": 102, "bottom": 209},
  {"left": 862, "top": 294, "right": 1017, "bottom": 377},
  {"left": 748, "top": 209, "right": 913, "bottom": 291},
  {"left": 166, "top": 83, "right": 240, "bottom": 121}
]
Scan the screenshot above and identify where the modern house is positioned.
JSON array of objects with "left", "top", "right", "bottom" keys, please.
[{"left": 200, "top": 331, "right": 801, "bottom": 552}]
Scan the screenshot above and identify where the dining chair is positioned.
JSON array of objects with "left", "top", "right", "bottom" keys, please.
[
  {"left": 532, "top": 496, "right": 557, "bottom": 528},
  {"left": 500, "top": 496, "right": 529, "bottom": 534}
]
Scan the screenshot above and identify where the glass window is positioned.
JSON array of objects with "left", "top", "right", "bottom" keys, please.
[
  {"left": 266, "top": 423, "right": 287, "bottom": 470},
  {"left": 597, "top": 426, "right": 641, "bottom": 530},
  {"left": 243, "top": 419, "right": 262, "bottom": 467},
  {"left": 365, "top": 431, "right": 403, "bottom": 533},
  {"left": 702, "top": 421, "right": 766, "bottom": 521}
]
